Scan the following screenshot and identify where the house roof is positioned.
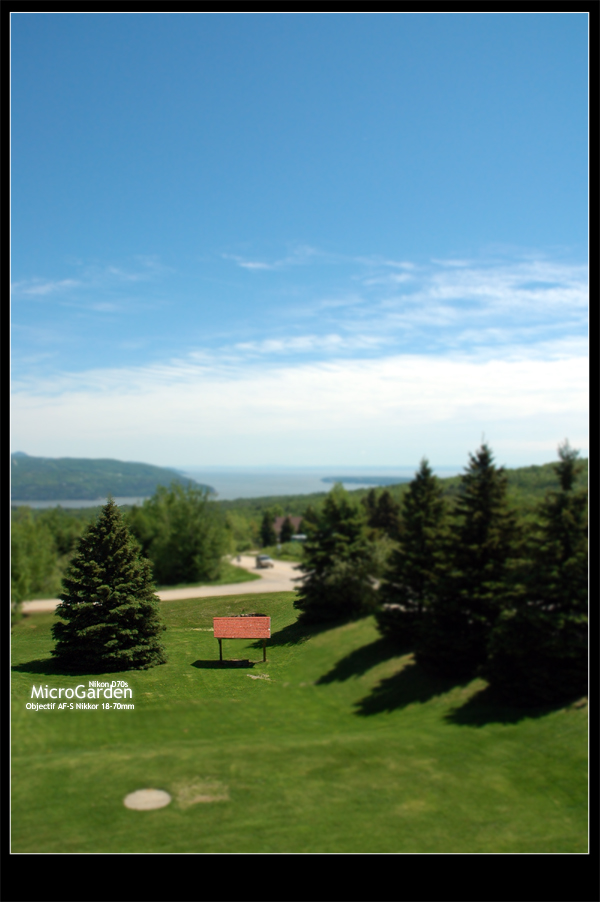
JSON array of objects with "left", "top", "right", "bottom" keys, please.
[{"left": 273, "top": 515, "right": 303, "bottom": 535}]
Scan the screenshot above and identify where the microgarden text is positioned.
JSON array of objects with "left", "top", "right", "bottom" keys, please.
[{"left": 28, "top": 681, "right": 133, "bottom": 709}]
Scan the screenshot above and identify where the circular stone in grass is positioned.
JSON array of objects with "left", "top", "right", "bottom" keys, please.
[{"left": 123, "top": 789, "right": 172, "bottom": 810}]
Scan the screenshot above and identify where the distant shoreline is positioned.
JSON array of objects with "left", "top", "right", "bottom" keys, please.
[{"left": 321, "top": 476, "right": 411, "bottom": 486}]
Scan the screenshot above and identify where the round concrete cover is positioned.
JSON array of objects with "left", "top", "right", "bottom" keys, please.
[{"left": 123, "top": 789, "right": 172, "bottom": 810}]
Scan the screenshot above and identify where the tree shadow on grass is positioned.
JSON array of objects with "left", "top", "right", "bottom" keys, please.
[
  {"left": 354, "top": 658, "right": 472, "bottom": 716},
  {"left": 354, "top": 661, "right": 582, "bottom": 724},
  {"left": 191, "top": 659, "right": 257, "bottom": 669},
  {"left": 12, "top": 658, "right": 70, "bottom": 677},
  {"left": 10, "top": 658, "right": 143, "bottom": 678},
  {"left": 316, "top": 637, "right": 411, "bottom": 684},
  {"left": 444, "top": 683, "right": 585, "bottom": 726},
  {"left": 252, "top": 617, "right": 334, "bottom": 650}
]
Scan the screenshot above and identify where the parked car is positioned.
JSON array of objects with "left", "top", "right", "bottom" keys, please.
[{"left": 255, "top": 554, "right": 275, "bottom": 569}]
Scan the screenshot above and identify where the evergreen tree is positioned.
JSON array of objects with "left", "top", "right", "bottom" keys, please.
[
  {"left": 416, "top": 444, "right": 519, "bottom": 678},
  {"left": 52, "top": 499, "right": 167, "bottom": 672},
  {"left": 483, "top": 441, "right": 588, "bottom": 705},
  {"left": 361, "top": 489, "right": 379, "bottom": 527},
  {"left": 376, "top": 459, "right": 448, "bottom": 645},
  {"left": 294, "top": 485, "right": 378, "bottom": 623},
  {"left": 279, "top": 516, "right": 294, "bottom": 544},
  {"left": 259, "top": 510, "right": 277, "bottom": 547},
  {"left": 362, "top": 489, "right": 401, "bottom": 539}
]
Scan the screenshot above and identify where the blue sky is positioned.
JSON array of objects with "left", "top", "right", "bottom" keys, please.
[{"left": 11, "top": 13, "right": 588, "bottom": 469}]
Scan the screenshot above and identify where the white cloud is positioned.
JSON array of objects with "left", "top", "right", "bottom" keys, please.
[
  {"left": 233, "top": 333, "right": 386, "bottom": 355},
  {"left": 11, "top": 340, "right": 588, "bottom": 466}
]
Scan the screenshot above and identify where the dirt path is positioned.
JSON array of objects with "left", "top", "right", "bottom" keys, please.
[{"left": 21, "top": 555, "right": 302, "bottom": 613}]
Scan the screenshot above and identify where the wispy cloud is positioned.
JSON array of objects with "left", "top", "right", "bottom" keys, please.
[
  {"left": 233, "top": 333, "right": 386, "bottom": 356},
  {"left": 11, "top": 278, "right": 81, "bottom": 297},
  {"left": 223, "top": 244, "right": 321, "bottom": 271},
  {"left": 236, "top": 261, "right": 274, "bottom": 270},
  {"left": 314, "top": 254, "right": 589, "bottom": 353},
  {"left": 228, "top": 252, "right": 587, "bottom": 354},
  {"left": 12, "top": 257, "right": 167, "bottom": 301},
  {"left": 11, "top": 247, "right": 588, "bottom": 466}
]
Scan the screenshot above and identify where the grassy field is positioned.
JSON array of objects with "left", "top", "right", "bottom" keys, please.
[
  {"left": 154, "top": 559, "right": 262, "bottom": 592},
  {"left": 11, "top": 592, "right": 588, "bottom": 853}
]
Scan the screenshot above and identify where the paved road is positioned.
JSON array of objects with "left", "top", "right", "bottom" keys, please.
[{"left": 21, "top": 555, "right": 302, "bottom": 613}]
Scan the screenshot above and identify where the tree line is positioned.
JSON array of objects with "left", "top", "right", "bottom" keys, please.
[
  {"left": 10, "top": 483, "right": 230, "bottom": 618},
  {"left": 10, "top": 486, "right": 304, "bottom": 616},
  {"left": 10, "top": 453, "right": 587, "bottom": 611},
  {"left": 294, "top": 441, "right": 587, "bottom": 707}
]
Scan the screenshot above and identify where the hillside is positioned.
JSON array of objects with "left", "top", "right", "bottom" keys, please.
[
  {"left": 10, "top": 453, "right": 214, "bottom": 502},
  {"left": 215, "top": 458, "right": 588, "bottom": 518},
  {"left": 11, "top": 593, "right": 588, "bottom": 853}
]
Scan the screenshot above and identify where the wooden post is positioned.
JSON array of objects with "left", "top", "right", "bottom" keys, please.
[
  {"left": 263, "top": 639, "right": 266, "bottom": 663},
  {"left": 219, "top": 638, "right": 223, "bottom": 661}
]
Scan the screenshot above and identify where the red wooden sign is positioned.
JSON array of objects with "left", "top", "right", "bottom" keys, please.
[{"left": 213, "top": 616, "right": 271, "bottom": 639}]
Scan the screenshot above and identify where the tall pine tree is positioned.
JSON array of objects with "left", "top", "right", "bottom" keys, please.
[
  {"left": 52, "top": 499, "right": 167, "bottom": 672},
  {"left": 483, "top": 441, "right": 588, "bottom": 705},
  {"left": 362, "top": 489, "right": 401, "bottom": 540},
  {"left": 294, "top": 486, "right": 378, "bottom": 623},
  {"left": 415, "top": 444, "right": 518, "bottom": 678},
  {"left": 279, "top": 516, "right": 294, "bottom": 543},
  {"left": 259, "top": 511, "right": 277, "bottom": 548},
  {"left": 376, "top": 458, "right": 448, "bottom": 646}
]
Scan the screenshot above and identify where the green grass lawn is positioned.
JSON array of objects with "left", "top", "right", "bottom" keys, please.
[
  {"left": 154, "top": 559, "right": 261, "bottom": 591},
  {"left": 11, "top": 593, "right": 588, "bottom": 853}
]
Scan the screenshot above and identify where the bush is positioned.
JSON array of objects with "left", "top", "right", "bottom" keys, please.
[
  {"left": 11, "top": 508, "right": 61, "bottom": 625},
  {"left": 127, "top": 482, "right": 229, "bottom": 586}
]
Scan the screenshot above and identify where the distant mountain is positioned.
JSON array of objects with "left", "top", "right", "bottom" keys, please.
[{"left": 10, "top": 453, "right": 215, "bottom": 502}]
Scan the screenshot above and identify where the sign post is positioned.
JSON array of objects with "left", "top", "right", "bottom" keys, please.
[{"left": 213, "top": 615, "right": 271, "bottom": 663}]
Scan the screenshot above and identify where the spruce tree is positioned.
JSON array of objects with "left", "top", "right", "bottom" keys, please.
[
  {"left": 294, "top": 486, "right": 378, "bottom": 623},
  {"left": 52, "top": 499, "right": 167, "bottom": 672},
  {"left": 279, "top": 516, "right": 294, "bottom": 544},
  {"left": 259, "top": 511, "right": 277, "bottom": 548},
  {"left": 376, "top": 458, "right": 448, "bottom": 646},
  {"left": 483, "top": 441, "right": 588, "bottom": 705},
  {"left": 415, "top": 444, "right": 519, "bottom": 678},
  {"left": 362, "top": 489, "right": 401, "bottom": 540},
  {"left": 361, "top": 489, "right": 379, "bottom": 528}
]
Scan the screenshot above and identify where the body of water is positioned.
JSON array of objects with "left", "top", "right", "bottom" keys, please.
[
  {"left": 176, "top": 466, "right": 462, "bottom": 501},
  {"left": 12, "top": 466, "right": 463, "bottom": 508}
]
